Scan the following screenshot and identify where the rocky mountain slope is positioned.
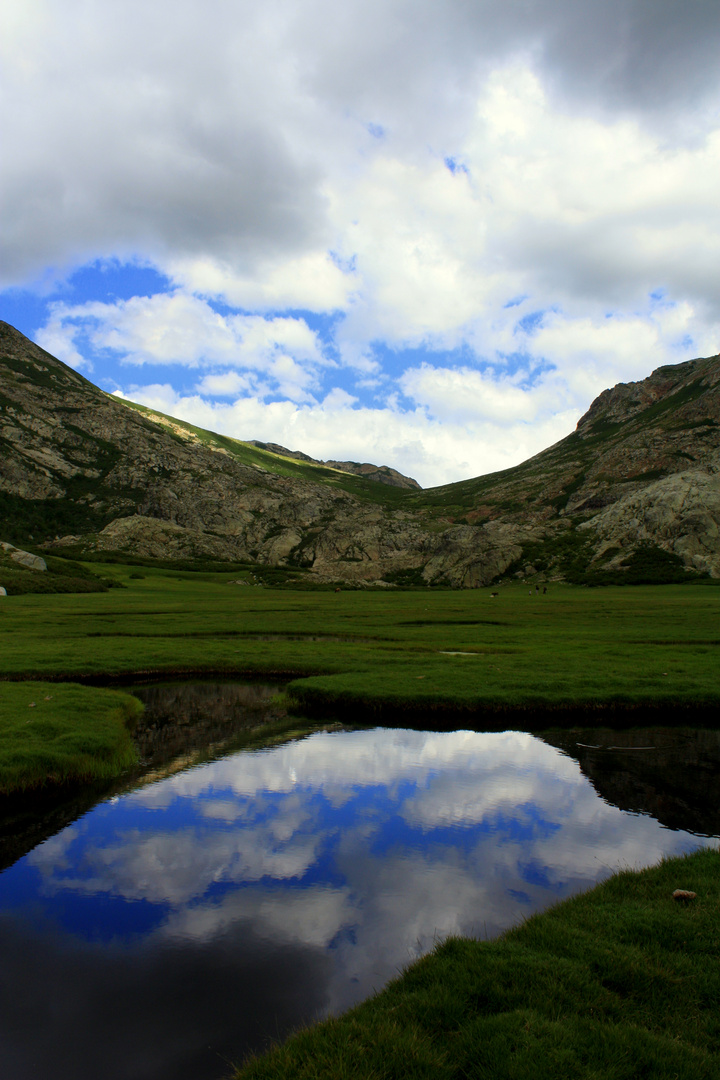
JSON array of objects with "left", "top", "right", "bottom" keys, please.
[{"left": 2, "top": 320, "right": 719, "bottom": 585}]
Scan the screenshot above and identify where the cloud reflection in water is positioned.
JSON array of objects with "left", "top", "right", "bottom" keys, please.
[{"left": 1, "top": 726, "right": 715, "bottom": 1079}]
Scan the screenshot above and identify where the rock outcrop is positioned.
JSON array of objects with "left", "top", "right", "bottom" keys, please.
[
  {"left": 578, "top": 461, "right": 720, "bottom": 575},
  {"left": 0, "top": 542, "right": 47, "bottom": 571},
  {"left": 2, "top": 319, "right": 720, "bottom": 584}
]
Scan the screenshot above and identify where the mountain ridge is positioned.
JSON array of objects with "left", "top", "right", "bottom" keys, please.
[
  {"left": 2, "top": 320, "right": 719, "bottom": 586},
  {"left": 247, "top": 441, "right": 421, "bottom": 490}
]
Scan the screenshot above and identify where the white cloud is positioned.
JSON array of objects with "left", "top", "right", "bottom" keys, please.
[
  {"left": 400, "top": 365, "right": 548, "bottom": 424},
  {"left": 195, "top": 371, "right": 255, "bottom": 397},
  {"left": 39, "top": 293, "right": 334, "bottom": 404},
  {"left": 4, "top": 1, "right": 720, "bottom": 480},
  {"left": 169, "top": 251, "right": 354, "bottom": 313},
  {"left": 319, "top": 64, "right": 720, "bottom": 367},
  {"left": 113, "top": 379, "right": 578, "bottom": 486}
]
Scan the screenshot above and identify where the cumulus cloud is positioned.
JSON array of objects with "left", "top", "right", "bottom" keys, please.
[
  {"left": 4, "top": 0, "right": 720, "bottom": 291},
  {"left": 39, "top": 293, "right": 333, "bottom": 403},
  {"left": 168, "top": 251, "right": 354, "bottom": 313},
  {"left": 40, "top": 294, "right": 326, "bottom": 369},
  {"left": 0, "top": 0, "right": 330, "bottom": 284},
  {"left": 3, "top": 0, "right": 720, "bottom": 480}
]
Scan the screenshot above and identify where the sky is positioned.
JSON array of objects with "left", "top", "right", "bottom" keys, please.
[{"left": 1, "top": 1, "right": 720, "bottom": 488}]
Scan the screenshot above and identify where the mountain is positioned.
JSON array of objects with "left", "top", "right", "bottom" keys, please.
[{"left": 2, "top": 320, "right": 719, "bottom": 585}]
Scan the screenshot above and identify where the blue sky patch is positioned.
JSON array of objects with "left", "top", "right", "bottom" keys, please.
[{"left": 515, "top": 310, "right": 545, "bottom": 335}]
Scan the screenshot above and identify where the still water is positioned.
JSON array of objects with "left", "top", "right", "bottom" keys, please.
[{"left": 1, "top": 683, "right": 718, "bottom": 1080}]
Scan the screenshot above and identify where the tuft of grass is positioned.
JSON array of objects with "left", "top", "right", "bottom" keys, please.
[
  {"left": 236, "top": 847, "right": 720, "bottom": 1079},
  {"left": 0, "top": 682, "right": 142, "bottom": 794}
]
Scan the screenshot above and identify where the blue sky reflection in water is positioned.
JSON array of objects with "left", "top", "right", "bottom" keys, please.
[{"left": 0, "top": 726, "right": 716, "bottom": 1080}]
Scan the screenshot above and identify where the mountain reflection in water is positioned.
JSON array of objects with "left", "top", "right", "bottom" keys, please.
[
  {"left": 542, "top": 726, "right": 720, "bottom": 836},
  {"left": 1, "top": 688, "right": 718, "bottom": 1080},
  {"left": 0, "top": 681, "right": 287, "bottom": 873}
]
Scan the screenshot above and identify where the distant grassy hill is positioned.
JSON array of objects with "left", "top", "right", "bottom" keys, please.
[{"left": 116, "top": 396, "right": 419, "bottom": 502}]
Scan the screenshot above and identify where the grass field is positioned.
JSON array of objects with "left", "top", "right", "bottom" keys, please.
[
  {"left": 1, "top": 565, "right": 719, "bottom": 793},
  {"left": 2, "top": 566, "right": 719, "bottom": 1074},
  {"left": 235, "top": 847, "right": 720, "bottom": 1080},
  {"left": 1, "top": 564, "right": 719, "bottom": 702}
]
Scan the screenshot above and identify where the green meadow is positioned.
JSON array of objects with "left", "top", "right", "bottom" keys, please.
[
  {"left": 2, "top": 564, "right": 720, "bottom": 697},
  {"left": 0, "top": 681, "right": 141, "bottom": 794},
  {"left": 1, "top": 560, "right": 719, "bottom": 790}
]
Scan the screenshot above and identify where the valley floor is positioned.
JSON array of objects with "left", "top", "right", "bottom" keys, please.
[{"left": 2, "top": 569, "right": 719, "bottom": 1077}]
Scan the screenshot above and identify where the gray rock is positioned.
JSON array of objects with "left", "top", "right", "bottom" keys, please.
[
  {"left": 1, "top": 541, "right": 47, "bottom": 571},
  {"left": 579, "top": 464, "right": 720, "bottom": 576}
]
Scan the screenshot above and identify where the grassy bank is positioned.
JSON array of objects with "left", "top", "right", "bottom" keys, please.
[
  {"left": 236, "top": 847, "right": 720, "bottom": 1079},
  {"left": 0, "top": 682, "right": 142, "bottom": 794}
]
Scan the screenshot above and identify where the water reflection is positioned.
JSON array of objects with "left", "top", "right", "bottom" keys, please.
[
  {"left": 0, "top": 681, "right": 290, "bottom": 873},
  {"left": 129, "top": 680, "right": 289, "bottom": 775},
  {"left": 542, "top": 726, "right": 720, "bottom": 836},
  {"left": 1, "top": 723, "right": 717, "bottom": 1080}
]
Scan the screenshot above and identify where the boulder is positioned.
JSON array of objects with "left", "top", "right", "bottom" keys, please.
[{"left": 1, "top": 541, "right": 47, "bottom": 571}]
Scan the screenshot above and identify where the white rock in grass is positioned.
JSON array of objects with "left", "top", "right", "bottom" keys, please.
[{"left": 1, "top": 541, "right": 47, "bottom": 571}]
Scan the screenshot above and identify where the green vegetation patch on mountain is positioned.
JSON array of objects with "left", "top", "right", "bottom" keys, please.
[
  {"left": 0, "top": 489, "right": 120, "bottom": 546},
  {"left": 500, "top": 531, "right": 701, "bottom": 587}
]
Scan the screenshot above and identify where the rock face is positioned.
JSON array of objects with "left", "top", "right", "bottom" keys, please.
[
  {"left": 578, "top": 465, "right": 720, "bottom": 576},
  {"left": 2, "top": 319, "right": 720, "bottom": 585}
]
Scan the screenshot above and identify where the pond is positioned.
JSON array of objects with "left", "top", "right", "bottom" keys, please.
[{"left": 1, "top": 682, "right": 718, "bottom": 1080}]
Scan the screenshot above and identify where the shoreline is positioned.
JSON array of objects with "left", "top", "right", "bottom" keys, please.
[
  {"left": 2, "top": 667, "right": 719, "bottom": 725},
  {"left": 236, "top": 847, "right": 720, "bottom": 1079}
]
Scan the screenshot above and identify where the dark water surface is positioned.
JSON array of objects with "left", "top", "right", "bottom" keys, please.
[{"left": 1, "top": 682, "right": 718, "bottom": 1080}]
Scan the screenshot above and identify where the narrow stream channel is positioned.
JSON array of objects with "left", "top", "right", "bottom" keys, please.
[{"left": 1, "top": 682, "right": 718, "bottom": 1080}]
